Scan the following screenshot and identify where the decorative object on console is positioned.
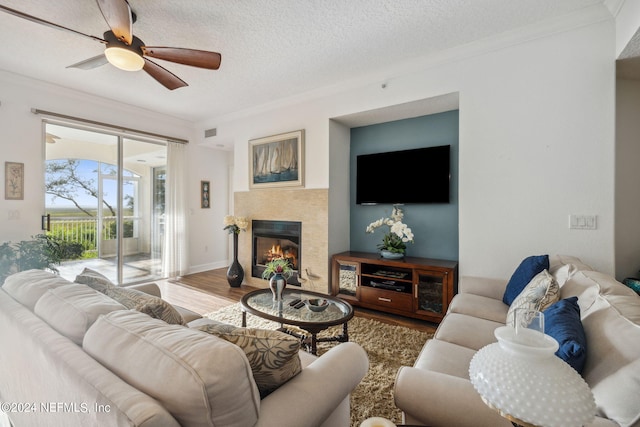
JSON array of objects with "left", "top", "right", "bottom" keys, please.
[
  {"left": 224, "top": 215, "right": 249, "bottom": 287},
  {"left": 249, "top": 129, "right": 305, "bottom": 189},
  {"left": 262, "top": 258, "right": 293, "bottom": 301},
  {"left": 469, "top": 320, "right": 596, "bottom": 427},
  {"left": 365, "top": 206, "right": 414, "bottom": 258}
]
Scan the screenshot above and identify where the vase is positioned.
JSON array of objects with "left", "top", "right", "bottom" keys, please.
[
  {"left": 226, "top": 233, "right": 244, "bottom": 288},
  {"left": 269, "top": 272, "right": 287, "bottom": 301},
  {"left": 380, "top": 250, "right": 404, "bottom": 260}
]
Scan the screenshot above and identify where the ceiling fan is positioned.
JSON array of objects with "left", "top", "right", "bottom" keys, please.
[{"left": 0, "top": 0, "right": 221, "bottom": 90}]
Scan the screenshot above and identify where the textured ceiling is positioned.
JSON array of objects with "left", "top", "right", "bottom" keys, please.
[{"left": 0, "top": 0, "right": 606, "bottom": 123}]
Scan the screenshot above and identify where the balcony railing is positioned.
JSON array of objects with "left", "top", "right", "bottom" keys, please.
[{"left": 47, "top": 216, "right": 138, "bottom": 257}]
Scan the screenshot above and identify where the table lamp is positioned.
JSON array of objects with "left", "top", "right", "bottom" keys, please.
[{"left": 469, "top": 324, "right": 596, "bottom": 427}]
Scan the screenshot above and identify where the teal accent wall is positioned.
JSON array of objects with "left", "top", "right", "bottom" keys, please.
[{"left": 350, "top": 110, "right": 459, "bottom": 260}]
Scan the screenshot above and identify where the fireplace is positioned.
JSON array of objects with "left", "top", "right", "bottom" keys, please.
[{"left": 252, "top": 220, "right": 301, "bottom": 286}]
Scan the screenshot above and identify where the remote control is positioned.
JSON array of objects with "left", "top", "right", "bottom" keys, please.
[
  {"left": 289, "top": 298, "right": 301, "bottom": 306},
  {"left": 294, "top": 301, "right": 305, "bottom": 309}
]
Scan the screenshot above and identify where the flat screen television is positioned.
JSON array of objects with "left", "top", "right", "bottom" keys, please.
[{"left": 356, "top": 145, "right": 450, "bottom": 204}]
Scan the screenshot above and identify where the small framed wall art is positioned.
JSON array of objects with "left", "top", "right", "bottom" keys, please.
[
  {"left": 249, "top": 129, "right": 304, "bottom": 189},
  {"left": 201, "top": 180, "right": 210, "bottom": 208},
  {"left": 5, "top": 162, "right": 24, "bottom": 200}
]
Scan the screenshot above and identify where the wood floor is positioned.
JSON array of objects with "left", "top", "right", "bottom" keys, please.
[{"left": 157, "top": 268, "right": 437, "bottom": 333}]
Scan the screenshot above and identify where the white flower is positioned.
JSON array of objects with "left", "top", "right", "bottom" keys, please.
[
  {"left": 364, "top": 207, "right": 415, "bottom": 252},
  {"left": 223, "top": 215, "right": 250, "bottom": 234},
  {"left": 235, "top": 217, "right": 249, "bottom": 230},
  {"left": 223, "top": 215, "right": 235, "bottom": 227}
]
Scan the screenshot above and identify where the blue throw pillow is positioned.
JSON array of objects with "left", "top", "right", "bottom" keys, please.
[
  {"left": 502, "top": 255, "right": 549, "bottom": 305},
  {"left": 544, "top": 296, "right": 587, "bottom": 373}
]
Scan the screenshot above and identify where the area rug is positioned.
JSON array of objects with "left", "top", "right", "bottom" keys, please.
[{"left": 204, "top": 303, "right": 433, "bottom": 426}]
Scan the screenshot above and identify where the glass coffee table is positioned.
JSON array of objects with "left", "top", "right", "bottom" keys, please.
[{"left": 240, "top": 288, "right": 354, "bottom": 355}]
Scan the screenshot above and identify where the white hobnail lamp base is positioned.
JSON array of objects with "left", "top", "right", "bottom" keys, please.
[{"left": 469, "top": 326, "right": 596, "bottom": 427}]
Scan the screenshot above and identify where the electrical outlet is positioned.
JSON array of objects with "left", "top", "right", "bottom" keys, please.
[{"left": 569, "top": 214, "right": 597, "bottom": 230}]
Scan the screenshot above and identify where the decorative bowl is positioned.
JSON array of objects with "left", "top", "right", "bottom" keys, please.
[{"left": 304, "top": 298, "right": 329, "bottom": 312}]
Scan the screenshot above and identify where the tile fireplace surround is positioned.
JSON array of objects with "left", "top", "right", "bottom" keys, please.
[{"left": 234, "top": 188, "right": 329, "bottom": 293}]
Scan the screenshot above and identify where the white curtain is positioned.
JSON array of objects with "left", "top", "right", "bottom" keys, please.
[{"left": 162, "top": 142, "right": 189, "bottom": 277}]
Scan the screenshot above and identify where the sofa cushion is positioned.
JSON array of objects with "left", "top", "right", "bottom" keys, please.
[
  {"left": 502, "top": 255, "right": 549, "bottom": 305},
  {"left": 195, "top": 321, "right": 302, "bottom": 397},
  {"left": 74, "top": 267, "right": 115, "bottom": 292},
  {"left": 102, "top": 286, "right": 184, "bottom": 325},
  {"left": 34, "top": 283, "right": 126, "bottom": 345},
  {"left": 544, "top": 297, "right": 587, "bottom": 373},
  {"left": 578, "top": 290, "right": 640, "bottom": 426},
  {"left": 434, "top": 313, "right": 502, "bottom": 351},
  {"left": 549, "top": 254, "right": 593, "bottom": 275},
  {"left": 2, "top": 269, "right": 72, "bottom": 310},
  {"left": 413, "top": 339, "right": 477, "bottom": 380},
  {"left": 83, "top": 310, "right": 261, "bottom": 427},
  {"left": 505, "top": 270, "right": 559, "bottom": 327},
  {"left": 447, "top": 293, "right": 508, "bottom": 324}
]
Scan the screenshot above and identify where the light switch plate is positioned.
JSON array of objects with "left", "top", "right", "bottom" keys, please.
[{"left": 569, "top": 214, "right": 597, "bottom": 230}]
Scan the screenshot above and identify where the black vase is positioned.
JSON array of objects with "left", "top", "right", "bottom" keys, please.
[{"left": 226, "top": 233, "right": 244, "bottom": 287}]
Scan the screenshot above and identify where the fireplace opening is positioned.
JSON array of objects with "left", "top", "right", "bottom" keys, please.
[{"left": 252, "top": 220, "right": 301, "bottom": 286}]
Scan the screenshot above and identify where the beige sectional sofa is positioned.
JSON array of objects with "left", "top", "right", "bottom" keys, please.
[
  {"left": 0, "top": 269, "right": 368, "bottom": 427},
  {"left": 394, "top": 255, "right": 640, "bottom": 427}
]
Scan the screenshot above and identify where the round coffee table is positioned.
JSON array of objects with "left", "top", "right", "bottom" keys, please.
[{"left": 240, "top": 288, "right": 354, "bottom": 355}]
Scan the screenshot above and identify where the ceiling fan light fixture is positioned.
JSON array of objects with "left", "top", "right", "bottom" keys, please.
[{"left": 105, "top": 46, "right": 144, "bottom": 71}]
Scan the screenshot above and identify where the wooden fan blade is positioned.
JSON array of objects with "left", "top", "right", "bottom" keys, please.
[
  {"left": 67, "top": 54, "right": 109, "bottom": 70},
  {"left": 0, "top": 5, "right": 105, "bottom": 44},
  {"left": 143, "top": 58, "right": 188, "bottom": 90},
  {"left": 141, "top": 46, "right": 221, "bottom": 70},
  {"left": 96, "top": 0, "right": 132, "bottom": 45}
]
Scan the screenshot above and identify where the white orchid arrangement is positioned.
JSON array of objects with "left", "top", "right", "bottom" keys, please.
[
  {"left": 366, "top": 207, "right": 414, "bottom": 254},
  {"left": 223, "top": 215, "right": 249, "bottom": 234}
]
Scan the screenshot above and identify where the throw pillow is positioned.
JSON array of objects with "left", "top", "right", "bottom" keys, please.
[
  {"left": 503, "top": 255, "right": 550, "bottom": 305},
  {"left": 103, "top": 286, "right": 185, "bottom": 325},
  {"left": 506, "top": 269, "right": 559, "bottom": 327},
  {"left": 74, "top": 268, "right": 116, "bottom": 293},
  {"left": 196, "top": 322, "right": 302, "bottom": 397},
  {"left": 544, "top": 297, "right": 587, "bottom": 373}
]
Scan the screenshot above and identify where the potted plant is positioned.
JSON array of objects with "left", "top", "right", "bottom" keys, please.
[
  {"left": 262, "top": 258, "right": 293, "bottom": 301},
  {"left": 365, "top": 206, "right": 414, "bottom": 259},
  {"left": 0, "top": 234, "right": 83, "bottom": 283}
]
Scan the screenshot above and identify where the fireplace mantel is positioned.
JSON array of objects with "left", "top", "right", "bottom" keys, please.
[{"left": 234, "top": 188, "right": 329, "bottom": 294}]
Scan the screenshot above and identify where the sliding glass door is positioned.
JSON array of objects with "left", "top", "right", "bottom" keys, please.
[{"left": 44, "top": 123, "right": 166, "bottom": 284}]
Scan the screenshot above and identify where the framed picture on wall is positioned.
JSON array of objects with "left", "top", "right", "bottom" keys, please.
[
  {"left": 249, "top": 130, "right": 304, "bottom": 189},
  {"left": 201, "top": 180, "right": 210, "bottom": 208},
  {"left": 5, "top": 162, "right": 24, "bottom": 200}
]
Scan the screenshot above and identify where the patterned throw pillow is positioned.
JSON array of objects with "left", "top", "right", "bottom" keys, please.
[
  {"left": 75, "top": 268, "right": 184, "bottom": 325},
  {"left": 74, "top": 268, "right": 116, "bottom": 293},
  {"left": 506, "top": 269, "right": 559, "bottom": 327},
  {"left": 502, "top": 255, "right": 550, "bottom": 305},
  {"left": 104, "top": 286, "right": 185, "bottom": 326},
  {"left": 196, "top": 322, "right": 302, "bottom": 398}
]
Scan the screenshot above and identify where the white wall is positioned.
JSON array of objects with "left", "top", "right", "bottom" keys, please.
[
  {"left": 0, "top": 71, "right": 230, "bottom": 274},
  {"left": 200, "top": 13, "right": 617, "bottom": 278},
  {"left": 328, "top": 120, "right": 351, "bottom": 258},
  {"left": 615, "top": 79, "right": 640, "bottom": 280},
  {"left": 186, "top": 145, "right": 233, "bottom": 272}
]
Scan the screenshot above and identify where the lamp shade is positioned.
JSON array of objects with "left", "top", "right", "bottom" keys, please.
[
  {"left": 104, "top": 46, "right": 145, "bottom": 71},
  {"left": 469, "top": 326, "right": 595, "bottom": 427}
]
